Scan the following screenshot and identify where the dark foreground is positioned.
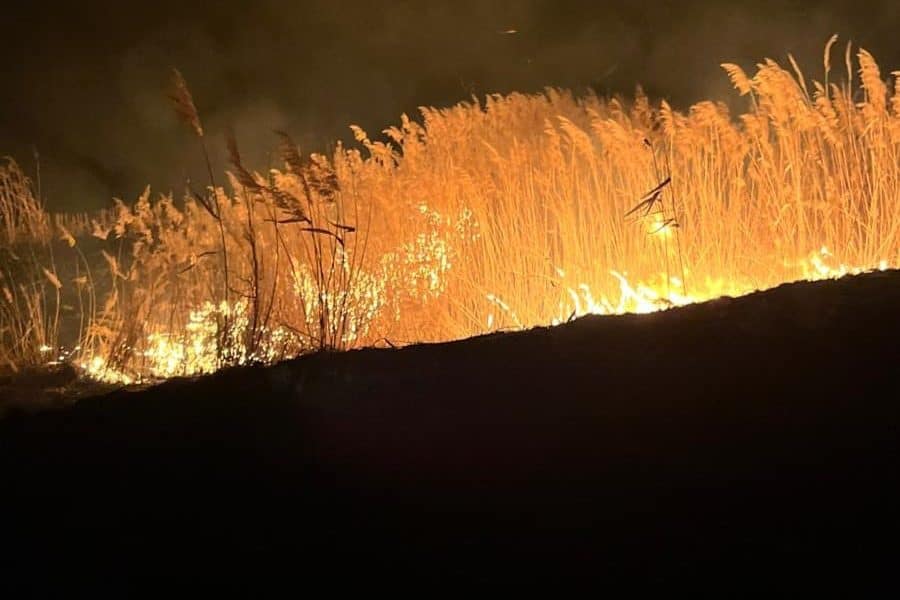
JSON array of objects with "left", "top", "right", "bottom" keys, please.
[{"left": 2, "top": 270, "right": 900, "bottom": 590}]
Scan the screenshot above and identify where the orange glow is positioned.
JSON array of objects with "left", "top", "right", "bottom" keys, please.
[{"left": 2, "top": 40, "right": 897, "bottom": 382}]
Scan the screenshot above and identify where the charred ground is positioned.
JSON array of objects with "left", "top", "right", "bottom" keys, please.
[{"left": 2, "top": 270, "right": 899, "bottom": 588}]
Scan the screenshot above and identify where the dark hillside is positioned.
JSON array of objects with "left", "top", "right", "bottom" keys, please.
[{"left": 2, "top": 270, "right": 899, "bottom": 589}]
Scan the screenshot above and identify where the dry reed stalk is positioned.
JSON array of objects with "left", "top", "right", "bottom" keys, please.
[{"left": 3, "top": 39, "right": 898, "bottom": 380}]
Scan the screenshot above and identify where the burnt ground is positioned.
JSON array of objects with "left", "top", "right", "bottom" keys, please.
[{"left": 2, "top": 270, "right": 899, "bottom": 590}]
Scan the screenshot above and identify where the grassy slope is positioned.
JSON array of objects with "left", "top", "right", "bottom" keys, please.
[{"left": 2, "top": 270, "right": 899, "bottom": 588}]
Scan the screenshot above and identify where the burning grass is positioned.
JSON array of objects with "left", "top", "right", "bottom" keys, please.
[{"left": 1, "top": 37, "right": 898, "bottom": 384}]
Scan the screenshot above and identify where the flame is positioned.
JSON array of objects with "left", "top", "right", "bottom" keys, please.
[
  {"left": 75, "top": 246, "right": 891, "bottom": 385},
  {"left": 645, "top": 212, "right": 676, "bottom": 239},
  {"left": 12, "top": 45, "right": 897, "bottom": 384}
]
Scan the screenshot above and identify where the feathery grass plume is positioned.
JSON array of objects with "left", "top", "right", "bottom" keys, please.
[
  {"left": 168, "top": 68, "right": 204, "bottom": 138},
  {"left": 269, "top": 131, "right": 311, "bottom": 221},
  {"left": 305, "top": 154, "right": 340, "bottom": 203},
  {"left": 275, "top": 130, "right": 305, "bottom": 175},
  {"left": 788, "top": 54, "right": 811, "bottom": 101},
  {"left": 844, "top": 40, "right": 854, "bottom": 91},
  {"left": 659, "top": 99, "right": 677, "bottom": 138},
  {"left": 858, "top": 49, "right": 887, "bottom": 114},
  {"left": 824, "top": 34, "right": 839, "bottom": 85},
  {"left": 225, "top": 128, "right": 265, "bottom": 193},
  {"left": 721, "top": 63, "right": 753, "bottom": 96}
]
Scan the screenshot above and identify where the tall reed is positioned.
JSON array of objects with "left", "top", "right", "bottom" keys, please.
[{"left": 2, "top": 39, "right": 897, "bottom": 380}]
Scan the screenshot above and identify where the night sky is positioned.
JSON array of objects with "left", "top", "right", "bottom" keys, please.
[{"left": 2, "top": 0, "right": 898, "bottom": 211}]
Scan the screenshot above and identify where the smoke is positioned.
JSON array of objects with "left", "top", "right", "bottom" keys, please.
[{"left": 1, "top": 0, "right": 898, "bottom": 211}]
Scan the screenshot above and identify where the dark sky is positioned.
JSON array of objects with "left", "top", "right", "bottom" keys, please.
[{"left": 2, "top": 0, "right": 898, "bottom": 211}]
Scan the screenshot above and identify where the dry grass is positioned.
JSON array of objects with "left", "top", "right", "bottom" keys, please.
[
  {"left": 0, "top": 158, "right": 50, "bottom": 246},
  {"left": 1, "top": 39, "right": 898, "bottom": 381},
  {"left": 0, "top": 161, "right": 61, "bottom": 372}
]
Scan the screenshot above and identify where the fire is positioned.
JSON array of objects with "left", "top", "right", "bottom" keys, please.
[
  {"left": 2, "top": 40, "right": 898, "bottom": 383},
  {"left": 78, "top": 247, "right": 890, "bottom": 385},
  {"left": 644, "top": 212, "right": 676, "bottom": 239}
]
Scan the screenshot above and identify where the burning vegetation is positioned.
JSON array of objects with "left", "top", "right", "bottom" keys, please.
[{"left": 1, "top": 38, "right": 897, "bottom": 385}]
